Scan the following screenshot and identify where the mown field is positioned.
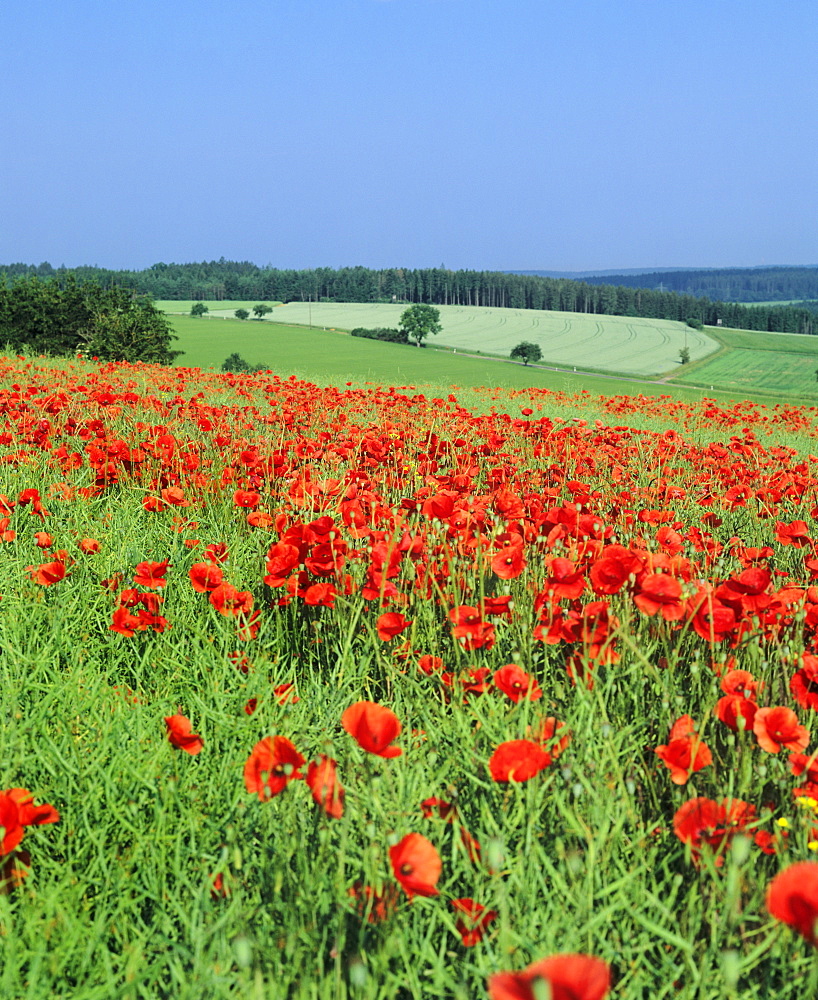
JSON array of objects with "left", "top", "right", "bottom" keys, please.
[
  {"left": 163, "top": 302, "right": 716, "bottom": 378},
  {"left": 4, "top": 354, "right": 818, "bottom": 999},
  {"left": 672, "top": 327, "right": 818, "bottom": 399}
]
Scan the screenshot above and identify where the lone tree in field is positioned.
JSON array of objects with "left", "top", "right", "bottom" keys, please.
[
  {"left": 252, "top": 304, "right": 273, "bottom": 320},
  {"left": 510, "top": 341, "right": 543, "bottom": 366},
  {"left": 190, "top": 302, "right": 208, "bottom": 317},
  {"left": 234, "top": 308, "right": 250, "bottom": 320},
  {"left": 399, "top": 304, "right": 442, "bottom": 347}
]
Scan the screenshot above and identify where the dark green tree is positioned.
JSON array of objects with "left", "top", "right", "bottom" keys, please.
[
  {"left": 399, "top": 304, "right": 442, "bottom": 346},
  {"left": 252, "top": 304, "right": 273, "bottom": 320},
  {"left": 510, "top": 341, "right": 543, "bottom": 365},
  {"left": 679, "top": 346, "right": 691, "bottom": 364},
  {"left": 190, "top": 302, "right": 208, "bottom": 317},
  {"left": 234, "top": 308, "right": 250, "bottom": 320},
  {"left": 0, "top": 275, "right": 181, "bottom": 363}
]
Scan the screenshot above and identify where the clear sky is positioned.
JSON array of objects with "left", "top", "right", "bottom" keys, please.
[{"left": 2, "top": 0, "right": 816, "bottom": 272}]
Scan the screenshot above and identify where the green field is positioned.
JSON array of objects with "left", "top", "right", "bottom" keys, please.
[
  {"left": 168, "top": 315, "right": 735, "bottom": 406},
  {"left": 671, "top": 327, "right": 818, "bottom": 398},
  {"left": 166, "top": 302, "right": 715, "bottom": 377}
]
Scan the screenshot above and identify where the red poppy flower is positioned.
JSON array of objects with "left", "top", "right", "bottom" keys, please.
[
  {"left": 421, "top": 797, "right": 455, "bottom": 821},
  {"left": 491, "top": 543, "right": 526, "bottom": 580},
  {"left": 133, "top": 559, "right": 170, "bottom": 589},
  {"left": 488, "top": 953, "right": 611, "bottom": 1000},
  {"left": 673, "top": 797, "right": 756, "bottom": 864},
  {"left": 450, "top": 897, "right": 498, "bottom": 946},
  {"left": 654, "top": 715, "right": 712, "bottom": 785},
  {"left": 417, "top": 654, "right": 444, "bottom": 675},
  {"left": 33, "top": 531, "right": 53, "bottom": 548},
  {"left": 791, "top": 655, "right": 818, "bottom": 712},
  {"left": 753, "top": 706, "right": 809, "bottom": 754},
  {"left": 720, "top": 669, "right": 758, "bottom": 699},
  {"left": 767, "top": 861, "right": 818, "bottom": 946},
  {"left": 243, "top": 736, "right": 305, "bottom": 801},
  {"left": 27, "top": 560, "right": 66, "bottom": 586},
  {"left": 273, "top": 682, "right": 299, "bottom": 705},
  {"left": 341, "top": 701, "right": 402, "bottom": 758},
  {"left": 306, "top": 755, "right": 344, "bottom": 819},
  {"left": 493, "top": 663, "right": 542, "bottom": 703},
  {"left": 0, "top": 788, "right": 59, "bottom": 855},
  {"left": 79, "top": 537, "right": 101, "bottom": 554},
  {"left": 164, "top": 714, "right": 204, "bottom": 755},
  {"left": 489, "top": 740, "right": 551, "bottom": 783},
  {"left": 209, "top": 582, "right": 254, "bottom": 617},
  {"left": 389, "top": 832, "right": 442, "bottom": 899},
  {"left": 532, "top": 716, "right": 571, "bottom": 758},
  {"left": 714, "top": 694, "right": 757, "bottom": 732},
  {"left": 188, "top": 562, "right": 224, "bottom": 593},
  {"left": 634, "top": 573, "right": 685, "bottom": 620},
  {"left": 376, "top": 611, "right": 409, "bottom": 641},
  {"left": 233, "top": 489, "right": 260, "bottom": 509}
]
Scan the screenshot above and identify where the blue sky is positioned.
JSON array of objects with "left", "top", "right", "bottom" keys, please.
[{"left": 2, "top": 0, "right": 816, "bottom": 272}]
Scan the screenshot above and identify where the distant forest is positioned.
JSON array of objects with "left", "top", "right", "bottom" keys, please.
[
  {"left": 2, "top": 260, "right": 817, "bottom": 335},
  {"left": 556, "top": 265, "right": 818, "bottom": 303}
]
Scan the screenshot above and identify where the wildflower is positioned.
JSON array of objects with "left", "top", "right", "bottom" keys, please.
[
  {"left": 133, "top": 559, "right": 170, "bottom": 589},
  {"left": 341, "top": 701, "right": 402, "bottom": 758},
  {"left": 450, "top": 897, "right": 498, "bottom": 946},
  {"left": 673, "top": 796, "right": 756, "bottom": 865},
  {"left": 655, "top": 715, "right": 712, "bottom": 785},
  {"left": 488, "top": 953, "right": 611, "bottom": 1000},
  {"left": 376, "top": 611, "right": 409, "bottom": 641},
  {"left": 489, "top": 740, "right": 551, "bottom": 783},
  {"left": 164, "top": 714, "right": 204, "bottom": 755},
  {"left": 306, "top": 756, "right": 345, "bottom": 819},
  {"left": 26, "top": 560, "right": 66, "bottom": 586},
  {"left": 767, "top": 862, "right": 818, "bottom": 946},
  {"left": 421, "top": 797, "right": 455, "bottom": 821},
  {"left": 188, "top": 562, "right": 224, "bottom": 593},
  {"left": 243, "top": 736, "right": 305, "bottom": 801},
  {"left": 753, "top": 706, "right": 809, "bottom": 754},
  {"left": 493, "top": 663, "right": 542, "bottom": 703},
  {"left": 389, "top": 833, "right": 441, "bottom": 899}
]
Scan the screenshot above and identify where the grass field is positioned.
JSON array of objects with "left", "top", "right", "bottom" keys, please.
[
  {"left": 167, "top": 315, "right": 740, "bottom": 407},
  {"left": 670, "top": 327, "right": 818, "bottom": 398},
  {"left": 222, "top": 302, "right": 715, "bottom": 377}
]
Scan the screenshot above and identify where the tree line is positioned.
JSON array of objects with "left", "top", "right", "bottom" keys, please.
[
  {"left": 563, "top": 265, "right": 818, "bottom": 303},
  {"left": 2, "top": 260, "right": 816, "bottom": 335}
]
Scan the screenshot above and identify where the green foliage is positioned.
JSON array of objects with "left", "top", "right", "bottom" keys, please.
[
  {"left": 221, "top": 352, "right": 267, "bottom": 373},
  {"left": 399, "top": 304, "right": 442, "bottom": 346},
  {"left": 350, "top": 327, "right": 409, "bottom": 344},
  {"left": 510, "top": 341, "right": 543, "bottom": 365},
  {"left": 190, "top": 302, "right": 208, "bottom": 317},
  {"left": 252, "top": 304, "right": 273, "bottom": 320},
  {"left": 679, "top": 346, "right": 691, "bottom": 364},
  {"left": 686, "top": 317, "right": 703, "bottom": 330},
  {"left": 0, "top": 274, "right": 182, "bottom": 363},
  {"left": 234, "top": 308, "right": 250, "bottom": 321}
]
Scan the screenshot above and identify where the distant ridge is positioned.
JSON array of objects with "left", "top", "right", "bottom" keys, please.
[{"left": 507, "top": 265, "right": 818, "bottom": 302}]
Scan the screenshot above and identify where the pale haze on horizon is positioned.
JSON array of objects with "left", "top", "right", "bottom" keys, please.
[{"left": 1, "top": 0, "right": 816, "bottom": 273}]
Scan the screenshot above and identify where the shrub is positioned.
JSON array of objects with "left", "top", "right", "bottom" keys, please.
[
  {"left": 221, "top": 352, "right": 268, "bottom": 373},
  {"left": 0, "top": 274, "right": 182, "bottom": 363},
  {"left": 350, "top": 327, "right": 409, "bottom": 344}
]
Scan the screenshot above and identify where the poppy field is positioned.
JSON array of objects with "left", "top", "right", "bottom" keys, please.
[{"left": 5, "top": 355, "right": 818, "bottom": 999}]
